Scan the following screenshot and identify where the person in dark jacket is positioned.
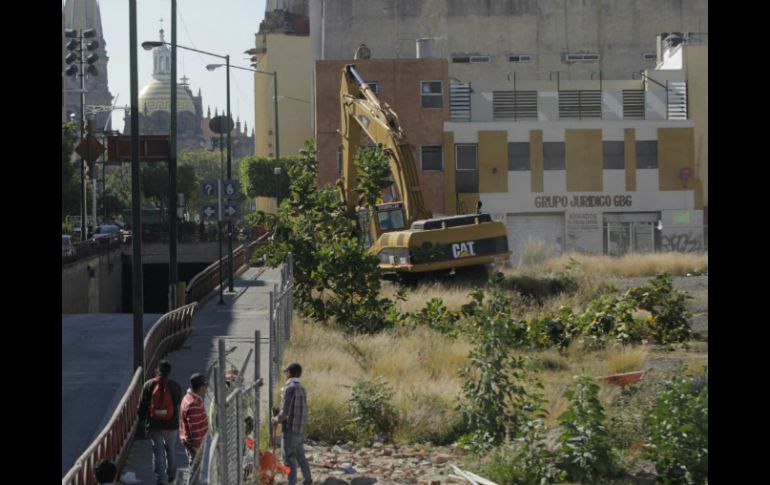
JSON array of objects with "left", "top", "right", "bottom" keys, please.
[{"left": 138, "top": 360, "right": 183, "bottom": 485}]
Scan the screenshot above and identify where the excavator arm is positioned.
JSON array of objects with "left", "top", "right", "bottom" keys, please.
[{"left": 338, "top": 64, "right": 432, "bottom": 223}]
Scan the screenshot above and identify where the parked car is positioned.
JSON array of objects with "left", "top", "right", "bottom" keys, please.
[
  {"left": 62, "top": 235, "right": 75, "bottom": 258},
  {"left": 92, "top": 224, "right": 121, "bottom": 244}
]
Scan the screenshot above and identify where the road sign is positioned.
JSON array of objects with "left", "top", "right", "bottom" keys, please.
[
  {"left": 200, "top": 204, "right": 218, "bottom": 221},
  {"left": 75, "top": 136, "right": 106, "bottom": 162},
  {"left": 200, "top": 180, "right": 217, "bottom": 197},
  {"left": 222, "top": 202, "right": 240, "bottom": 221},
  {"left": 223, "top": 180, "right": 239, "bottom": 199}
]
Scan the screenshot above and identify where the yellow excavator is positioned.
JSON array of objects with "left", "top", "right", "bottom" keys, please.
[{"left": 338, "top": 64, "right": 511, "bottom": 275}]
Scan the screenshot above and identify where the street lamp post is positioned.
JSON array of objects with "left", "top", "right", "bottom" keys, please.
[
  {"left": 142, "top": 40, "right": 237, "bottom": 296},
  {"left": 169, "top": 0, "right": 179, "bottom": 310}
]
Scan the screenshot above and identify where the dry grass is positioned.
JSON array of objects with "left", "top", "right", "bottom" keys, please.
[
  {"left": 605, "top": 345, "right": 650, "bottom": 375},
  {"left": 282, "top": 317, "right": 470, "bottom": 443},
  {"left": 543, "top": 251, "right": 708, "bottom": 277}
]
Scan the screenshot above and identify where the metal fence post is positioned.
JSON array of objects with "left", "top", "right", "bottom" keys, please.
[
  {"left": 254, "top": 330, "right": 260, "bottom": 481},
  {"left": 268, "top": 289, "right": 275, "bottom": 446},
  {"left": 235, "top": 390, "right": 242, "bottom": 485},
  {"left": 217, "top": 339, "right": 229, "bottom": 485}
]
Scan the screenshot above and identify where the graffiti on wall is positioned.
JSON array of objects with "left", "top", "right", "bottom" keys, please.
[{"left": 661, "top": 231, "right": 703, "bottom": 252}]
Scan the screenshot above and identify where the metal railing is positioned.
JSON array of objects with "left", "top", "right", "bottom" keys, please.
[
  {"left": 143, "top": 303, "right": 198, "bottom": 378},
  {"left": 184, "top": 232, "right": 272, "bottom": 304},
  {"left": 63, "top": 239, "right": 122, "bottom": 265},
  {"left": 62, "top": 303, "right": 197, "bottom": 485}
]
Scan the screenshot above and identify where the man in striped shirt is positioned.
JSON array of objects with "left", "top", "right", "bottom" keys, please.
[
  {"left": 179, "top": 373, "right": 209, "bottom": 485},
  {"left": 272, "top": 362, "right": 312, "bottom": 485}
]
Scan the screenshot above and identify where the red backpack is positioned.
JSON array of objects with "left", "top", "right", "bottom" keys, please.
[{"left": 150, "top": 377, "right": 175, "bottom": 421}]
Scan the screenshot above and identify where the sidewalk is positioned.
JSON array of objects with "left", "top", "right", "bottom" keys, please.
[{"left": 121, "top": 265, "right": 282, "bottom": 484}]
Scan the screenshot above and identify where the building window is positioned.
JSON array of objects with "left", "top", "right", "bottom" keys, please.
[
  {"left": 421, "top": 145, "right": 443, "bottom": 171},
  {"left": 543, "top": 142, "right": 565, "bottom": 170},
  {"left": 337, "top": 145, "right": 343, "bottom": 175},
  {"left": 366, "top": 81, "right": 379, "bottom": 96},
  {"left": 508, "top": 54, "right": 533, "bottom": 63},
  {"left": 455, "top": 144, "right": 478, "bottom": 170},
  {"left": 421, "top": 81, "right": 443, "bottom": 108},
  {"left": 641, "top": 52, "right": 657, "bottom": 62},
  {"left": 508, "top": 142, "right": 530, "bottom": 171},
  {"left": 603, "top": 141, "right": 625, "bottom": 169},
  {"left": 636, "top": 141, "right": 658, "bottom": 169},
  {"left": 451, "top": 55, "right": 492, "bottom": 63},
  {"left": 563, "top": 52, "right": 601, "bottom": 63}
]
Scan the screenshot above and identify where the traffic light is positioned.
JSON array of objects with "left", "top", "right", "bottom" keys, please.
[
  {"left": 64, "top": 30, "right": 79, "bottom": 78},
  {"left": 62, "top": 29, "right": 99, "bottom": 78},
  {"left": 84, "top": 29, "right": 99, "bottom": 77}
]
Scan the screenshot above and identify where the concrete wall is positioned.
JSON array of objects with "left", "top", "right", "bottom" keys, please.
[
  {"left": 62, "top": 249, "right": 123, "bottom": 314},
  {"left": 314, "top": 0, "right": 708, "bottom": 80},
  {"left": 121, "top": 242, "right": 222, "bottom": 264}
]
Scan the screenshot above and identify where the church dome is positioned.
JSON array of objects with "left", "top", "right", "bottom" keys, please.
[
  {"left": 139, "top": 76, "right": 196, "bottom": 115},
  {"left": 138, "top": 28, "right": 196, "bottom": 115}
]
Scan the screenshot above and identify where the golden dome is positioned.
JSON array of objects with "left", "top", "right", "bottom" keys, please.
[{"left": 138, "top": 75, "right": 196, "bottom": 115}]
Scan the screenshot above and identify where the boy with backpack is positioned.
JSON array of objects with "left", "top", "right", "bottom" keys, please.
[{"left": 138, "top": 360, "right": 183, "bottom": 485}]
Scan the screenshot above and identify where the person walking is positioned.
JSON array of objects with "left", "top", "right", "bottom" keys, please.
[
  {"left": 138, "top": 360, "right": 183, "bottom": 485},
  {"left": 272, "top": 362, "right": 312, "bottom": 485},
  {"left": 179, "top": 373, "right": 209, "bottom": 485}
]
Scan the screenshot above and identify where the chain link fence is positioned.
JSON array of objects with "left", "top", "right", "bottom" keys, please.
[{"left": 188, "top": 253, "right": 294, "bottom": 485}]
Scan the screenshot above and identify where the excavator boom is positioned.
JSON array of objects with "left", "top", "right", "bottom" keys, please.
[{"left": 337, "top": 64, "right": 511, "bottom": 274}]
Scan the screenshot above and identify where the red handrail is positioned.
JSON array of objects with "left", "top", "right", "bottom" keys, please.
[{"left": 62, "top": 303, "right": 198, "bottom": 485}]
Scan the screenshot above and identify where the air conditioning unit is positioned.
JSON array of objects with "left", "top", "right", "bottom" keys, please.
[
  {"left": 563, "top": 52, "right": 600, "bottom": 63},
  {"left": 508, "top": 54, "right": 533, "bottom": 63}
]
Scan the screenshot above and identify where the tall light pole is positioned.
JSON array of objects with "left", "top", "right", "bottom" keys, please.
[
  {"left": 129, "top": 0, "right": 144, "bottom": 372},
  {"left": 169, "top": 0, "right": 179, "bottom": 310},
  {"left": 64, "top": 27, "right": 99, "bottom": 240},
  {"left": 142, "top": 41, "right": 237, "bottom": 294}
]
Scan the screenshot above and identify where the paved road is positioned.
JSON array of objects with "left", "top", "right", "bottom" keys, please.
[
  {"left": 120, "top": 265, "right": 282, "bottom": 484},
  {"left": 62, "top": 313, "right": 161, "bottom": 477}
]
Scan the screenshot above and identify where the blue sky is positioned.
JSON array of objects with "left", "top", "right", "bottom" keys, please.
[{"left": 65, "top": 0, "right": 266, "bottom": 132}]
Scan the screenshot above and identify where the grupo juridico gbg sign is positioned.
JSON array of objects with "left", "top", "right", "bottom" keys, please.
[{"left": 534, "top": 194, "right": 633, "bottom": 209}]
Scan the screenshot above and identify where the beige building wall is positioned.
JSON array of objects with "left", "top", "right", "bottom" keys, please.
[
  {"left": 254, "top": 33, "right": 313, "bottom": 159},
  {"left": 683, "top": 44, "right": 707, "bottom": 209}
]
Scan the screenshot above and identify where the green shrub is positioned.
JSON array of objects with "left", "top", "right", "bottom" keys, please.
[
  {"left": 627, "top": 273, "right": 693, "bottom": 345},
  {"left": 347, "top": 376, "right": 398, "bottom": 443},
  {"left": 459, "top": 274, "right": 545, "bottom": 452},
  {"left": 407, "top": 297, "right": 462, "bottom": 337},
  {"left": 526, "top": 306, "right": 579, "bottom": 350},
  {"left": 476, "top": 419, "right": 562, "bottom": 485},
  {"left": 646, "top": 374, "right": 708, "bottom": 485},
  {"left": 557, "top": 375, "right": 615, "bottom": 482},
  {"left": 577, "top": 292, "right": 645, "bottom": 349}
]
